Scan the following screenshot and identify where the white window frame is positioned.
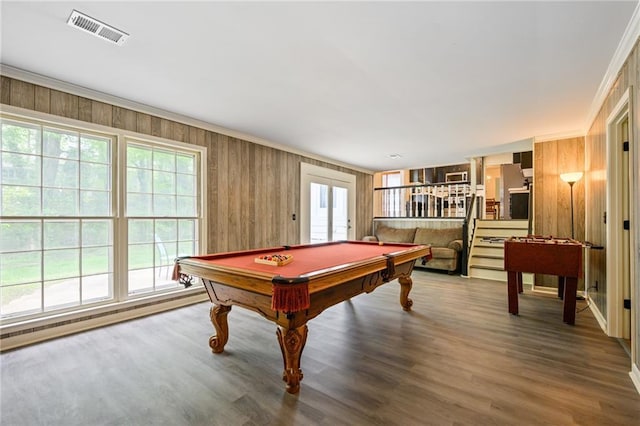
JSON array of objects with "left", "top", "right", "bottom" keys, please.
[
  {"left": 122, "top": 136, "right": 205, "bottom": 298},
  {"left": 381, "top": 171, "right": 403, "bottom": 217},
  {"left": 0, "top": 106, "right": 208, "bottom": 345}
]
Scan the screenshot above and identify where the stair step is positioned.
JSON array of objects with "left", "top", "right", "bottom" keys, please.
[
  {"left": 469, "top": 264, "right": 503, "bottom": 270},
  {"left": 474, "top": 228, "right": 528, "bottom": 238},
  {"left": 469, "top": 267, "right": 507, "bottom": 281},
  {"left": 473, "top": 254, "right": 504, "bottom": 259},
  {"left": 467, "top": 219, "right": 531, "bottom": 283},
  {"left": 468, "top": 267, "right": 534, "bottom": 284},
  {"left": 476, "top": 237, "right": 507, "bottom": 243},
  {"left": 473, "top": 242, "right": 505, "bottom": 249},
  {"left": 470, "top": 247, "right": 504, "bottom": 260},
  {"left": 475, "top": 219, "right": 529, "bottom": 230},
  {"left": 473, "top": 246, "right": 505, "bottom": 252},
  {"left": 469, "top": 258, "right": 504, "bottom": 269},
  {"left": 521, "top": 273, "right": 535, "bottom": 285}
]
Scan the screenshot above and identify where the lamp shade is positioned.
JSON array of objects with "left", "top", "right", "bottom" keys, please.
[{"left": 560, "top": 172, "right": 583, "bottom": 184}]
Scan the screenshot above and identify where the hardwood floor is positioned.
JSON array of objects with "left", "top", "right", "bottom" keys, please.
[{"left": 1, "top": 270, "right": 639, "bottom": 425}]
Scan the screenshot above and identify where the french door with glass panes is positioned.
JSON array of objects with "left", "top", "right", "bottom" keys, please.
[{"left": 300, "top": 163, "right": 355, "bottom": 244}]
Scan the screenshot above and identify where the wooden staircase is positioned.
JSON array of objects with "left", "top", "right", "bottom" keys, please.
[{"left": 468, "top": 219, "right": 532, "bottom": 284}]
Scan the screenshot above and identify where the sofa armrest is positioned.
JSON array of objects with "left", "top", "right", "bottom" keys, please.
[
  {"left": 448, "top": 239, "right": 463, "bottom": 252},
  {"left": 363, "top": 235, "right": 379, "bottom": 242}
]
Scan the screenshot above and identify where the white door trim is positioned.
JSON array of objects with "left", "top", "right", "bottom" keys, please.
[{"left": 605, "top": 87, "right": 633, "bottom": 338}]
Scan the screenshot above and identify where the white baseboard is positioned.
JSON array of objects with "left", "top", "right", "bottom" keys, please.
[
  {"left": 588, "top": 297, "right": 608, "bottom": 334},
  {"left": 1, "top": 291, "right": 208, "bottom": 351},
  {"left": 630, "top": 364, "right": 640, "bottom": 395}
]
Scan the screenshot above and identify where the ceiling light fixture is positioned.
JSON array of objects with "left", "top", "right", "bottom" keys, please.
[
  {"left": 388, "top": 154, "right": 402, "bottom": 159},
  {"left": 67, "top": 10, "right": 129, "bottom": 46}
]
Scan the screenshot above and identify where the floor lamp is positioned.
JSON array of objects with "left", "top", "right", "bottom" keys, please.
[{"left": 560, "top": 172, "right": 583, "bottom": 239}]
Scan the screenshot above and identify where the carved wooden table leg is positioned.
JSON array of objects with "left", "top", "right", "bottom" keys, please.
[
  {"left": 209, "top": 304, "right": 231, "bottom": 353},
  {"left": 398, "top": 275, "right": 413, "bottom": 311},
  {"left": 276, "top": 324, "right": 308, "bottom": 394}
]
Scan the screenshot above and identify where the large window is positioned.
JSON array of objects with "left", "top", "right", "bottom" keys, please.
[
  {"left": 0, "top": 119, "right": 114, "bottom": 317},
  {"left": 381, "top": 171, "right": 403, "bottom": 217},
  {"left": 0, "top": 116, "right": 204, "bottom": 321},
  {"left": 126, "top": 142, "right": 199, "bottom": 295}
]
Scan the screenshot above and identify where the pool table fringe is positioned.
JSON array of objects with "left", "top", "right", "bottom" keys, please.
[{"left": 271, "top": 281, "right": 310, "bottom": 312}]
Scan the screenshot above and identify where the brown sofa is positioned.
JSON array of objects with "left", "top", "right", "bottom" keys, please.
[{"left": 364, "top": 224, "right": 463, "bottom": 273}]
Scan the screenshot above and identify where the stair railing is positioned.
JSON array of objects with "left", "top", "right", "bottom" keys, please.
[
  {"left": 461, "top": 193, "right": 477, "bottom": 276},
  {"left": 373, "top": 183, "right": 472, "bottom": 218}
]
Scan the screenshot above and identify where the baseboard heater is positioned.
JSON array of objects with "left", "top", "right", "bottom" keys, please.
[{"left": 1, "top": 289, "right": 207, "bottom": 351}]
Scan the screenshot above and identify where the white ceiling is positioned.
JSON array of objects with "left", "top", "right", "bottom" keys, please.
[{"left": 1, "top": 1, "right": 637, "bottom": 171}]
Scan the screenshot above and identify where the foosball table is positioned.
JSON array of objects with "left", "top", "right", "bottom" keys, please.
[{"left": 504, "top": 236, "right": 583, "bottom": 325}]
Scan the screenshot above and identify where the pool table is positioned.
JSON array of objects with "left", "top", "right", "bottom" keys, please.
[{"left": 173, "top": 240, "right": 431, "bottom": 393}]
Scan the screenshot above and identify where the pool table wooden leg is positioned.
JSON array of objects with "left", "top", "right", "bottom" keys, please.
[
  {"left": 208, "top": 304, "right": 231, "bottom": 353},
  {"left": 398, "top": 275, "right": 413, "bottom": 311},
  {"left": 276, "top": 324, "right": 308, "bottom": 394}
]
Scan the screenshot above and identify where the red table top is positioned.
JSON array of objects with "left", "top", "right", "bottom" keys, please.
[{"left": 187, "top": 241, "right": 425, "bottom": 278}]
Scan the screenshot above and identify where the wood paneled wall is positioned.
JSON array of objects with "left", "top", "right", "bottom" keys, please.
[
  {"left": 533, "top": 137, "right": 586, "bottom": 243},
  {"left": 0, "top": 76, "right": 375, "bottom": 253},
  {"left": 585, "top": 38, "right": 640, "bottom": 371},
  {"left": 533, "top": 136, "right": 585, "bottom": 288}
]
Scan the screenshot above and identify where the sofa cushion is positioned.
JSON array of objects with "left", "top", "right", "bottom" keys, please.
[
  {"left": 420, "top": 257, "right": 457, "bottom": 271},
  {"left": 375, "top": 225, "right": 416, "bottom": 243},
  {"left": 430, "top": 247, "right": 457, "bottom": 259},
  {"left": 413, "top": 227, "right": 462, "bottom": 248}
]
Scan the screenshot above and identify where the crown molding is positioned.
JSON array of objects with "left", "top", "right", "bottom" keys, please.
[
  {"left": 585, "top": 1, "right": 640, "bottom": 132},
  {"left": 465, "top": 137, "right": 534, "bottom": 160},
  {"left": 0, "top": 64, "right": 373, "bottom": 175},
  {"left": 533, "top": 130, "right": 584, "bottom": 143}
]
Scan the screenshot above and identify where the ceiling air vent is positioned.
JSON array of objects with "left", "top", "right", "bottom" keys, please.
[{"left": 67, "top": 10, "right": 129, "bottom": 46}]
